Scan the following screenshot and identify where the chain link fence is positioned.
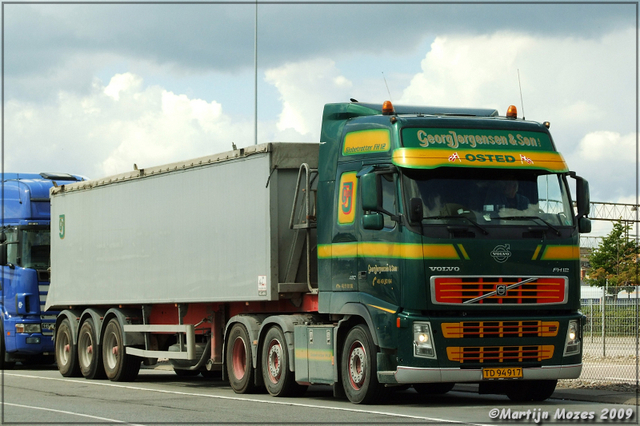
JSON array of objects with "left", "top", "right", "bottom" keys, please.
[{"left": 579, "top": 298, "right": 638, "bottom": 384}]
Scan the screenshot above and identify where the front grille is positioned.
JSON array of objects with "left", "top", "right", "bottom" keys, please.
[
  {"left": 446, "top": 345, "right": 554, "bottom": 363},
  {"left": 441, "top": 321, "right": 559, "bottom": 338},
  {"left": 432, "top": 276, "right": 567, "bottom": 305}
]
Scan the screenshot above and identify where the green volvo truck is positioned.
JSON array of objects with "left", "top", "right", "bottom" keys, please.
[{"left": 45, "top": 100, "right": 590, "bottom": 404}]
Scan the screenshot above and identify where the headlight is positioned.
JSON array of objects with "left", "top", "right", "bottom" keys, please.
[
  {"left": 15, "top": 323, "right": 41, "bottom": 334},
  {"left": 563, "top": 320, "right": 580, "bottom": 356},
  {"left": 413, "top": 322, "right": 437, "bottom": 359}
]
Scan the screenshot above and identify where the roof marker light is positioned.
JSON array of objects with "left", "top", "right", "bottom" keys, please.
[
  {"left": 382, "top": 100, "right": 395, "bottom": 115},
  {"left": 506, "top": 105, "right": 517, "bottom": 119}
]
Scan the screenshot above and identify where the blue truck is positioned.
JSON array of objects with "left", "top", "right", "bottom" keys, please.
[{"left": 1, "top": 172, "right": 83, "bottom": 368}]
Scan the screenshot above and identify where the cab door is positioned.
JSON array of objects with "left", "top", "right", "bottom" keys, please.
[{"left": 357, "top": 168, "right": 402, "bottom": 306}]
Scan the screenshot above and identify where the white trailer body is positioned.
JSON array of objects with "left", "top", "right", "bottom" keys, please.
[{"left": 46, "top": 143, "right": 318, "bottom": 310}]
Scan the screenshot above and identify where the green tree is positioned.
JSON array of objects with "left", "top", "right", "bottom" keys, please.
[{"left": 586, "top": 221, "right": 638, "bottom": 296}]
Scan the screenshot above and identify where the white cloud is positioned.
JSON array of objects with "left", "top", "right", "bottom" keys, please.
[
  {"left": 399, "top": 29, "right": 634, "bottom": 128},
  {"left": 4, "top": 72, "right": 250, "bottom": 179},
  {"left": 104, "top": 73, "right": 143, "bottom": 101},
  {"left": 574, "top": 131, "right": 636, "bottom": 163},
  {"left": 265, "top": 58, "right": 352, "bottom": 138}
]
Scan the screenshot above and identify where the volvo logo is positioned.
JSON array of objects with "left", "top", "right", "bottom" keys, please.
[
  {"left": 496, "top": 285, "right": 507, "bottom": 296},
  {"left": 490, "top": 244, "right": 512, "bottom": 263}
]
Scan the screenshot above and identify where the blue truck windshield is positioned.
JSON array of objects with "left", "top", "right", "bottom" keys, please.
[{"left": 402, "top": 168, "right": 573, "bottom": 228}]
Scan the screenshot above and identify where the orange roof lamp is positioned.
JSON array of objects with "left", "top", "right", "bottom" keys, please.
[
  {"left": 506, "top": 105, "right": 518, "bottom": 119},
  {"left": 382, "top": 100, "right": 395, "bottom": 115}
]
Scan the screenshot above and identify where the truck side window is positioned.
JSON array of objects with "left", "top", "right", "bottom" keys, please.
[
  {"left": 4, "top": 228, "right": 18, "bottom": 265},
  {"left": 380, "top": 174, "right": 397, "bottom": 229}
]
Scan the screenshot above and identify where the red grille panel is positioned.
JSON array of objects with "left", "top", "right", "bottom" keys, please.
[{"left": 433, "top": 276, "right": 567, "bottom": 305}]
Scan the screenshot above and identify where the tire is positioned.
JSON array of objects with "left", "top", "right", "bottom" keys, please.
[
  {"left": 413, "top": 383, "right": 455, "bottom": 395},
  {"left": 261, "top": 326, "right": 306, "bottom": 397},
  {"left": 77, "top": 318, "right": 106, "bottom": 379},
  {"left": 506, "top": 380, "right": 557, "bottom": 402},
  {"left": 55, "top": 318, "right": 80, "bottom": 377},
  {"left": 0, "top": 325, "right": 15, "bottom": 370},
  {"left": 226, "top": 323, "right": 256, "bottom": 394},
  {"left": 340, "top": 325, "right": 387, "bottom": 404},
  {"left": 101, "top": 318, "right": 140, "bottom": 382}
]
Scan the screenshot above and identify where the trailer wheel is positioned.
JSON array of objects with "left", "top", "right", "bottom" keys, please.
[
  {"left": 101, "top": 318, "right": 140, "bottom": 382},
  {"left": 226, "top": 323, "right": 256, "bottom": 394},
  {"left": 340, "top": 325, "right": 387, "bottom": 404},
  {"left": 261, "top": 326, "right": 305, "bottom": 397},
  {"left": 77, "top": 318, "right": 106, "bottom": 379},
  {"left": 55, "top": 318, "right": 80, "bottom": 377},
  {"left": 413, "top": 383, "right": 455, "bottom": 395},
  {"left": 506, "top": 380, "right": 557, "bottom": 402}
]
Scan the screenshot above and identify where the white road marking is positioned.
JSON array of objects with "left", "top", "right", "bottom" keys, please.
[
  {"left": 5, "top": 372, "right": 492, "bottom": 426},
  {"left": 4, "top": 401, "right": 145, "bottom": 425}
]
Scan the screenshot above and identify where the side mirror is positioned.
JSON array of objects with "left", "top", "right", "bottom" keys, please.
[
  {"left": 361, "top": 173, "right": 380, "bottom": 211},
  {"left": 409, "top": 198, "right": 423, "bottom": 223},
  {"left": 575, "top": 176, "right": 590, "bottom": 217},
  {"left": 362, "top": 213, "right": 384, "bottom": 230},
  {"left": 579, "top": 216, "right": 592, "bottom": 234}
]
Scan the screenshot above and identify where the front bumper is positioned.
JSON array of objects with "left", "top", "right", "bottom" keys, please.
[{"left": 383, "top": 363, "right": 582, "bottom": 384}]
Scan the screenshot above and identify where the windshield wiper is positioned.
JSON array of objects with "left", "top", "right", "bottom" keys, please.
[
  {"left": 424, "top": 215, "right": 489, "bottom": 235},
  {"left": 499, "top": 216, "right": 561, "bottom": 236}
]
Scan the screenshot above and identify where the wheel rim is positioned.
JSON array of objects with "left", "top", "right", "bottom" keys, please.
[
  {"left": 231, "top": 336, "right": 247, "bottom": 380},
  {"left": 78, "top": 328, "right": 94, "bottom": 368},
  {"left": 57, "top": 328, "right": 71, "bottom": 366},
  {"left": 347, "top": 341, "right": 366, "bottom": 390},
  {"left": 266, "top": 338, "right": 283, "bottom": 384},
  {"left": 104, "top": 330, "right": 119, "bottom": 370}
]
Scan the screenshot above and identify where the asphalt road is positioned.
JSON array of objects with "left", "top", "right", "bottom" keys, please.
[{"left": 1, "top": 366, "right": 636, "bottom": 425}]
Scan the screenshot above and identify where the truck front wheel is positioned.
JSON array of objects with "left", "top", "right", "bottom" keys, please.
[
  {"left": 340, "top": 325, "right": 387, "bottom": 404},
  {"left": 101, "top": 318, "right": 140, "bottom": 382},
  {"left": 78, "top": 318, "right": 106, "bottom": 379},
  {"left": 55, "top": 318, "right": 80, "bottom": 377},
  {"left": 261, "top": 326, "right": 305, "bottom": 397},
  {"left": 226, "top": 323, "right": 256, "bottom": 394},
  {"left": 506, "top": 380, "right": 557, "bottom": 402}
]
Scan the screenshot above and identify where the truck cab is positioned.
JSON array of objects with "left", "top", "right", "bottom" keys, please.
[
  {"left": 315, "top": 101, "right": 590, "bottom": 402},
  {"left": 0, "top": 172, "right": 83, "bottom": 367}
]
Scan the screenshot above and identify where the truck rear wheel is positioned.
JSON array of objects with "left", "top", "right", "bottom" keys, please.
[
  {"left": 226, "top": 323, "right": 256, "bottom": 394},
  {"left": 78, "top": 318, "right": 106, "bottom": 379},
  {"left": 101, "top": 318, "right": 140, "bottom": 382},
  {"left": 340, "top": 325, "right": 387, "bottom": 404},
  {"left": 261, "top": 326, "right": 305, "bottom": 397},
  {"left": 55, "top": 318, "right": 80, "bottom": 377}
]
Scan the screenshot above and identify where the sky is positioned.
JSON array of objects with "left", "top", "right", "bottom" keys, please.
[{"left": 2, "top": 1, "right": 637, "bottom": 238}]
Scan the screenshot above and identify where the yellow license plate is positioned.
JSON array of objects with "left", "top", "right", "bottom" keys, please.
[{"left": 482, "top": 367, "right": 523, "bottom": 380}]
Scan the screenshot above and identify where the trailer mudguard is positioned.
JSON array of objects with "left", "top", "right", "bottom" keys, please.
[
  {"left": 102, "top": 308, "right": 145, "bottom": 347},
  {"left": 55, "top": 309, "right": 83, "bottom": 345},
  {"left": 79, "top": 308, "right": 108, "bottom": 347}
]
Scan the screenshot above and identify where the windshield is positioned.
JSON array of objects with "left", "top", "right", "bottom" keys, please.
[
  {"left": 402, "top": 168, "right": 573, "bottom": 228},
  {"left": 20, "top": 228, "right": 50, "bottom": 269}
]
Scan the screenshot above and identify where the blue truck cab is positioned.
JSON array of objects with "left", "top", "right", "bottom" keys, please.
[{"left": 1, "top": 172, "right": 83, "bottom": 367}]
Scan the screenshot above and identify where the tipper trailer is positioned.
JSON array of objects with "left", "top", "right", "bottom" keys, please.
[{"left": 44, "top": 101, "right": 591, "bottom": 404}]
